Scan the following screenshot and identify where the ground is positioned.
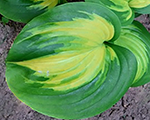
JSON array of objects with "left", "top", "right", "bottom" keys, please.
[{"left": 0, "top": 15, "right": 150, "bottom": 120}]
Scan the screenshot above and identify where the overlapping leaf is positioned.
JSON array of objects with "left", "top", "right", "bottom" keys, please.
[
  {"left": 85, "top": 0, "right": 150, "bottom": 25},
  {"left": 0, "top": 0, "right": 66, "bottom": 23},
  {"left": 114, "top": 21, "right": 150, "bottom": 87}
]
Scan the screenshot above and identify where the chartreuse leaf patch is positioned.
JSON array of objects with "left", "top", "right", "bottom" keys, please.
[
  {"left": 5, "top": 2, "right": 150, "bottom": 119},
  {"left": 0, "top": 0, "right": 65, "bottom": 23},
  {"left": 85, "top": 0, "right": 150, "bottom": 25}
]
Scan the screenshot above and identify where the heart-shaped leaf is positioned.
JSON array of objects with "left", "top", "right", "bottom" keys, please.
[{"left": 6, "top": 2, "right": 138, "bottom": 119}]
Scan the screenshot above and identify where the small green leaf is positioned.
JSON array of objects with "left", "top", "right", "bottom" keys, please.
[{"left": 1, "top": 16, "right": 9, "bottom": 25}]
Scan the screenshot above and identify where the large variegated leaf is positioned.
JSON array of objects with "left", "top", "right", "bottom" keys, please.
[
  {"left": 114, "top": 21, "right": 150, "bottom": 87},
  {"left": 6, "top": 2, "right": 137, "bottom": 119},
  {"left": 0, "top": 0, "right": 65, "bottom": 23},
  {"left": 85, "top": 0, "right": 150, "bottom": 25}
]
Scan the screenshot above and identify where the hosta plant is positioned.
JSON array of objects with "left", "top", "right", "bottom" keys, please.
[
  {"left": 0, "top": 0, "right": 66, "bottom": 23},
  {"left": 4, "top": 1, "right": 150, "bottom": 120}
]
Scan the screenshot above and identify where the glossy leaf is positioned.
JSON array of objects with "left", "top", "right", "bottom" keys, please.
[
  {"left": 0, "top": 0, "right": 65, "bottom": 23},
  {"left": 6, "top": 2, "right": 139, "bottom": 119},
  {"left": 114, "top": 21, "right": 150, "bottom": 87}
]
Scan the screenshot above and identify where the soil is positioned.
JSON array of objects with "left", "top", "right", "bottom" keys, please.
[{"left": 0, "top": 14, "right": 150, "bottom": 120}]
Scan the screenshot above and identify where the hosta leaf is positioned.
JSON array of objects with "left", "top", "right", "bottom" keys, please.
[
  {"left": 129, "top": 0, "right": 150, "bottom": 14},
  {"left": 114, "top": 21, "right": 150, "bottom": 87},
  {"left": 85, "top": 0, "right": 135, "bottom": 25},
  {"left": 0, "top": 0, "right": 65, "bottom": 23},
  {"left": 85, "top": 0, "right": 150, "bottom": 25},
  {"left": 6, "top": 2, "right": 137, "bottom": 119}
]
